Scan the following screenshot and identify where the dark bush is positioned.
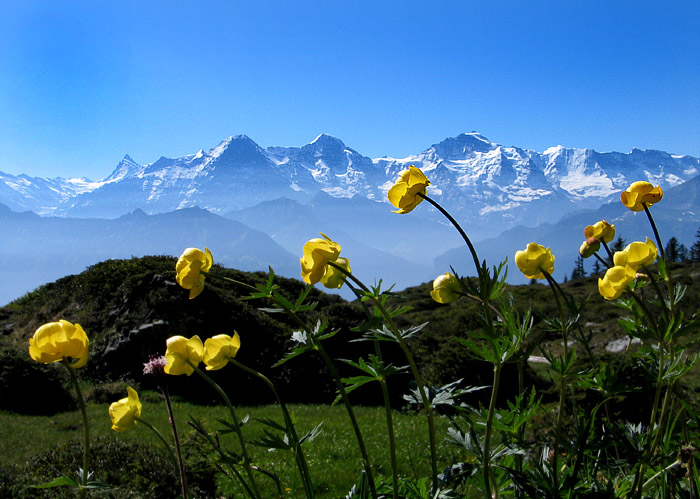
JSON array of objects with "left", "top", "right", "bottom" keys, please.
[
  {"left": 0, "top": 347, "right": 74, "bottom": 415},
  {"left": 0, "top": 436, "right": 216, "bottom": 498}
]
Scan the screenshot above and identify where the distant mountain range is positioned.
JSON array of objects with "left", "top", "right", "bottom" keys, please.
[
  {"left": 2, "top": 132, "right": 698, "bottom": 237},
  {"left": 1, "top": 132, "right": 699, "bottom": 305}
]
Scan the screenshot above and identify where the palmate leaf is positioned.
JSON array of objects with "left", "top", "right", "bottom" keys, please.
[
  {"left": 216, "top": 414, "right": 249, "bottom": 435},
  {"left": 251, "top": 429, "right": 291, "bottom": 451},
  {"left": 299, "top": 422, "right": 323, "bottom": 445},
  {"left": 255, "top": 417, "right": 286, "bottom": 432},
  {"left": 403, "top": 379, "right": 487, "bottom": 409}
]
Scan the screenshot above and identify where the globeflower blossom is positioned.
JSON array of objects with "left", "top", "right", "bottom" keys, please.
[
  {"left": 620, "top": 181, "right": 663, "bottom": 212},
  {"left": 387, "top": 165, "right": 430, "bottom": 214},
  {"left": 430, "top": 273, "right": 461, "bottom": 304},
  {"left": 109, "top": 386, "right": 142, "bottom": 433},
  {"left": 203, "top": 333, "right": 241, "bottom": 371},
  {"left": 320, "top": 257, "right": 351, "bottom": 289},
  {"left": 612, "top": 238, "right": 658, "bottom": 271},
  {"left": 598, "top": 265, "right": 636, "bottom": 300},
  {"left": 176, "top": 247, "right": 213, "bottom": 299},
  {"left": 584, "top": 220, "right": 615, "bottom": 243},
  {"left": 29, "top": 320, "right": 89, "bottom": 369},
  {"left": 300, "top": 233, "right": 342, "bottom": 285},
  {"left": 164, "top": 335, "right": 204, "bottom": 376},
  {"left": 515, "top": 242, "right": 555, "bottom": 280}
]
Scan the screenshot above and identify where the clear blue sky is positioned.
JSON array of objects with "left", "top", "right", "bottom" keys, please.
[{"left": 1, "top": 1, "right": 699, "bottom": 179}]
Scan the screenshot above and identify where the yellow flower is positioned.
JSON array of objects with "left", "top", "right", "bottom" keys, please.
[
  {"left": 109, "top": 386, "right": 142, "bottom": 433},
  {"left": 203, "top": 332, "right": 241, "bottom": 371},
  {"left": 300, "top": 233, "right": 342, "bottom": 285},
  {"left": 320, "top": 257, "right": 351, "bottom": 289},
  {"left": 613, "top": 238, "right": 658, "bottom": 270},
  {"left": 584, "top": 220, "right": 615, "bottom": 243},
  {"left": 514, "top": 242, "right": 555, "bottom": 280},
  {"left": 598, "top": 265, "right": 636, "bottom": 300},
  {"left": 430, "top": 273, "right": 461, "bottom": 304},
  {"left": 387, "top": 165, "right": 430, "bottom": 214},
  {"left": 620, "top": 181, "right": 663, "bottom": 212},
  {"left": 28, "top": 320, "right": 89, "bottom": 369},
  {"left": 164, "top": 335, "right": 204, "bottom": 375},
  {"left": 176, "top": 247, "right": 213, "bottom": 299},
  {"left": 579, "top": 240, "right": 600, "bottom": 258}
]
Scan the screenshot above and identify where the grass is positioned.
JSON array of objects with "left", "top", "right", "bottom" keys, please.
[{"left": 0, "top": 393, "right": 454, "bottom": 498}]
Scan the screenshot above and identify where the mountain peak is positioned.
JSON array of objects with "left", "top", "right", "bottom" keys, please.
[
  {"left": 428, "top": 132, "right": 495, "bottom": 158},
  {"left": 311, "top": 133, "right": 344, "bottom": 145}
]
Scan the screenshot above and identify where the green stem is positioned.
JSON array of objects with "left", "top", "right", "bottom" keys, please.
[
  {"left": 380, "top": 376, "right": 399, "bottom": 499},
  {"left": 162, "top": 384, "right": 188, "bottom": 499},
  {"left": 230, "top": 359, "right": 315, "bottom": 499},
  {"left": 192, "top": 364, "right": 261, "bottom": 499},
  {"left": 593, "top": 251, "right": 610, "bottom": 269},
  {"left": 63, "top": 361, "right": 89, "bottom": 499},
  {"left": 335, "top": 267, "right": 440, "bottom": 492},
  {"left": 347, "top": 281, "right": 399, "bottom": 498},
  {"left": 315, "top": 344, "right": 378, "bottom": 499},
  {"left": 483, "top": 362, "right": 503, "bottom": 498},
  {"left": 135, "top": 416, "right": 179, "bottom": 470},
  {"left": 601, "top": 241, "right": 614, "bottom": 262},
  {"left": 643, "top": 204, "right": 665, "bottom": 262},
  {"left": 543, "top": 271, "right": 570, "bottom": 491}
]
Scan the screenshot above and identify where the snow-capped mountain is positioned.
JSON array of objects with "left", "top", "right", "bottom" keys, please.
[{"left": 1, "top": 133, "right": 698, "bottom": 238}]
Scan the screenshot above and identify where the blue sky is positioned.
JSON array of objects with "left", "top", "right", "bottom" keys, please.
[{"left": 1, "top": 1, "right": 699, "bottom": 179}]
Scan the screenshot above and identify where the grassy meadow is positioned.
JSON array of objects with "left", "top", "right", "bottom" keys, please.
[{"left": 0, "top": 394, "right": 453, "bottom": 498}]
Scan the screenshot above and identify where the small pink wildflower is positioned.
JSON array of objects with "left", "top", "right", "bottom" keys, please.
[{"left": 143, "top": 355, "right": 168, "bottom": 376}]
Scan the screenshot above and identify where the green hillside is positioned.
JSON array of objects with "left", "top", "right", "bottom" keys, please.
[{"left": 3, "top": 256, "right": 700, "bottom": 415}]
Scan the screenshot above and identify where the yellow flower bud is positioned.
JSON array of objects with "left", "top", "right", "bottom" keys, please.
[
  {"left": 109, "top": 387, "right": 142, "bottom": 433},
  {"left": 300, "top": 233, "right": 342, "bottom": 285},
  {"left": 620, "top": 181, "right": 663, "bottom": 212},
  {"left": 584, "top": 220, "right": 615, "bottom": 243},
  {"left": 579, "top": 239, "right": 601, "bottom": 258},
  {"left": 612, "top": 238, "right": 657, "bottom": 271},
  {"left": 203, "top": 332, "right": 241, "bottom": 371},
  {"left": 515, "top": 242, "right": 555, "bottom": 280},
  {"left": 164, "top": 335, "right": 204, "bottom": 376},
  {"left": 430, "top": 273, "right": 461, "bottom": 304},
  {"left": 387, "top": 165, "right": 430, "bottom": 214},
  {"left": 176, "top": 247, "right": 213, "bottom": 299},
  {"left": 320, "top": 257, "right": 351, "bottom": 289},
  {"left": 28, "top": 320, "right": 89, "bottom": 369},
  {"left": 598, "top": 265, "right": 636, "bottom": 300}
]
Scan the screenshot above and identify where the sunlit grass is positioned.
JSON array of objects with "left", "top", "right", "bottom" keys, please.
[{"left": 0, "top": 394, "right": 454, "bottom": 498}]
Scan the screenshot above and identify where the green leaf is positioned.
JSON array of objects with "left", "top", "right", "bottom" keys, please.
[{"left": 32, "top": 475, "right": 80, "bottom": 489}]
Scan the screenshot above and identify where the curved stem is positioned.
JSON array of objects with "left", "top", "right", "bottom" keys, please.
[
  {"left": 135, "top": 416, "right": 179, "bottom": 470},
  {"left": 230, "top": 359, "right": 315, "bottom": 499},
  {"left": 192, "top": 364, "right": 261, "bottom": 499},
  {"left": 643, "top": 204, "right": 665, "bottom": 262},
  {"left": 63, "top": 361, "right": 89, "bottom": 499},
  {"left": 419, "top": 193, "right": 482, "bottom": 278},
  {"left": 162, "top": 384, "right": 188, "bottom": 499}
]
